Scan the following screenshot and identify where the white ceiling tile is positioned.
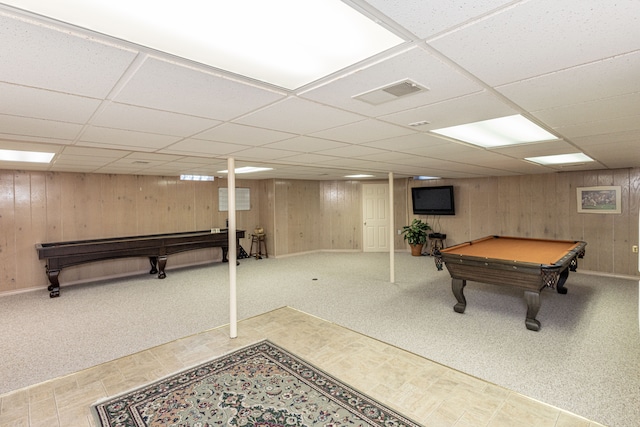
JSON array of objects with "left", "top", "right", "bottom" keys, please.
[
  {"left": 124, "top": 152, "right": 184, "bottom": 162},
  {"left": 362, "top": 133, "right": 449, "bottom": 152},
  {"left": 0, "top": 12, "right": 137, "bottom": 97},
  {"left": 0, "top": 114, "right": 83, "bottom": 139},
  {"left": 114, "top": 57, "right": 286, "bottom": 120},
  {"left": 160, "top": 138, "right": 246, "bottom": 156},
  {"left": 573, "top": 129, "right": 640, "bottom": 147},
  {"left": 59, "top": 146, "right": 131, "bottom": 158},
  {"left": 490, "top": 140, "right": 580, "bottom": 158},
  {"left": 236, "top": 98, "right": 363, "bottom": 134},
  {"left": 429, "top": 0, "right": 640, "bottom": 86},
  {"left": 497, "top": 51, "right": 640, "bottom": 111},
  {"left": 230, "top": 146, "right": 300, "bottom": 161},
  {"left": 576, "top": 141, "right": 640, "bottom": 169},
  {"left": 0, "top": 83, "right": 101, "bottom": 123},
  {"left": 92, "top": 103, "right": 221, "bottom": 136},
  {"left": 275, "top": 153, "right": 342, "bottom": 165},
  {"left": 301, "top": 47, "right": 481, "bottom": 116},
  {"left": 262, "top": 136, "right": 350, "bottom": 152},
  {"left": 48, "top": 163, "right": 102, "bottom": 172},
  {"left": 310, "top": 119, "right": 416, "bottom": 143},
  {"left": 193, "top": 123, "right": 295, "bottom": 146},
  {"left": 379, "top": 91, "right": 517, "bottom": 130},
  {"left": 0, "top": 2, "right": 638, "bottom": 178},
  {"left": 51, "top": 155, "right": 117, "bottom": 167},
  {"left": 315, "top": 144, "right": 389, "bottom": 158},
  {"left": 0, "top": 139, "right": 64, "bottom": 153},
  {"left": 79, "top": 126, "right": 181, "bottom": 149},
  {"left": 553, "top": 114, "right": 640, "bottom": 139},
  {"left": 365, "top": 0, "right": 517, "bottom": 38},
  {"left": 532, "top": 92, "right": 640, "bottom": 128}
]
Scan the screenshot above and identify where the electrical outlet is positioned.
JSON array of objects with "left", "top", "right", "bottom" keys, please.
[{"left": 633, "top": 245, "right": 639, "bottom": 253}]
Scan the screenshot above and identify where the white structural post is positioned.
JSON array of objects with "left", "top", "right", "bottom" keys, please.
[
  {"left": 389, "top": 172, "right": 395, "bottom": 283},
  {"left": 227, "top": 158, "right": 238, "bottom": 338}
]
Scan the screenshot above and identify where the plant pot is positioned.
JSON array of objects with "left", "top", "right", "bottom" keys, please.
[{"left": 410, "top": 243, "right": 423, "bottom": 256}]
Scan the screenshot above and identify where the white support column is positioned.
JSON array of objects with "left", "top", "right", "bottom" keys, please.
[
  {"left": 389, "top": 172, "right": 395, "bottom": 283},
  {"left": 227, "top": 158, "right": 238, "bottom": 339}
]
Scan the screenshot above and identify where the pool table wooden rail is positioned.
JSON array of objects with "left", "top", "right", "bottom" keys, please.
[{"left": 36, "top": 229, "right": 245, "bottom": 298}]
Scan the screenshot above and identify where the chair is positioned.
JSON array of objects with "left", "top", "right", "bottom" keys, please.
[
  {"left": 428, "top": 233, "right": 446, "bottom": 256},
  {"left": 249, "top": 231, "right": 268, "bottom": 259}
]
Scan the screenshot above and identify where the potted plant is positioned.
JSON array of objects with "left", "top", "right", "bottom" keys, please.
[{"left": 401, "top": 218, "right": 432, "bottom": 256}]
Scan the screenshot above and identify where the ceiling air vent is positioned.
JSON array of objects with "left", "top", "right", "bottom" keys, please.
[{"left": 353, "top": 79, "right": 428, "bottom": 106}]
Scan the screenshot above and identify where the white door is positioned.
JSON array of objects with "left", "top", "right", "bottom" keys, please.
[{"left": 362, "top": 183, "right": 389, "bottom": 252}]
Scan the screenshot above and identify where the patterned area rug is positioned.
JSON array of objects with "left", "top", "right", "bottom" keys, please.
[{"left": 92, "top": 340, "right": 422, "bottom": 427}]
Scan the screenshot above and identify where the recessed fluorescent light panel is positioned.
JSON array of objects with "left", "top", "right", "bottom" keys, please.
[
  {"left": 431, "top": 114, "right": 558, "bottom": 148},
  {"left": 3, "top": 0, "right": 404, "bottom": 90},
  {"left": 525, "top": 153, "right": 594, "bottom": 165},
  {"left": 0, "top": 149, "right": 55, "bottom": 163},
  {"left": 414, "top": 176, "right": 441, "bottom": 180},
  {"left": 218, "top": 167, "right": 273, "bottom": 174},
  {"left": 345, "top": 174, "right": 374, "bottom": 178},
  {"left": 180, "top": 174, "right": 214, "bottom": 181}
]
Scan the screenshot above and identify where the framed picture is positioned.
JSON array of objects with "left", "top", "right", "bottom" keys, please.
[{"left": 577, "top": 186, "right": 621, "bottom": 214}]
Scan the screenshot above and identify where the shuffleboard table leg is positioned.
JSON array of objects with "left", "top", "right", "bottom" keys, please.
[
  {"left": 46, "top": 269, "right": 61, "bottom": 298},
  {"left": 149, "top": 257, "right": 158, "bottom": 275},
  {"left": 524, "top": 290, "right": 541, "bottom": 331},
  {"left": 157, "top": 256, "right": 167, "bottom": 279},
  {"left": 452, "top": 278, "right": 467, "bottom": 313}
]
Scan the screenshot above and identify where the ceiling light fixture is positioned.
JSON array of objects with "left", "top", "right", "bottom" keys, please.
[
  {"left": 3, "top": 0, "right": 404, "bottom": 90},
  {"left": 431, "top": 114, "right": 558, "bottom": 148},
  {"left": 525, "top": 153, "right": 594, "bottom": 165},
  {"left": 218, "top": 167, "right": 274, "bottom": 174},
  {"left": 345, "top": 174, "right": 374, "bottom": 178},
  {"left": 0, "top": 149, "right": 55, "bottom": 163},
  {"left": 414, "top": 176, "right": 441, "bottom": 180}
]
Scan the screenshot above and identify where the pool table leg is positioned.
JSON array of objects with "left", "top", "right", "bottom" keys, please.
[
  {"left": 524, "top": 290, "right": 541, "bottom": 331},
  {"left": 556, "top": 267, "right": 569, "bottom": 294},
  {"left": 452, "top": 278, "right": 467, "bottom": 313},
  {"left": 149, "top": 257, "right": 158, "bottom": 275},
  {"left": 157, "top": 255, "right": 167, "bottom": 279}
]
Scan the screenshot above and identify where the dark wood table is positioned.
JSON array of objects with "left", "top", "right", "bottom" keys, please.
[
  {"left": 36, "top": 229, "right": 245, "bottom": 297},
  {"left": 435, "top": 235, "right": 586, "bottom": 331}
]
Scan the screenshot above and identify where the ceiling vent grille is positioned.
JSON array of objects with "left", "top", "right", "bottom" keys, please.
[{"left": 353, "top": 79, "right": 428, "bottom": 105}]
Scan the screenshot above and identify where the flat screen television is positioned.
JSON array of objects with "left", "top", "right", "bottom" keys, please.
[{"left": 411, "top": 185, "right": 455, "bottom": 215}]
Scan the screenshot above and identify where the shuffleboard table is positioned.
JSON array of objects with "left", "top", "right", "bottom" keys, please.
[
  {"left": 435, "top": 235, "right": 586, "bottom": 331},
  {"left": 35, "top": 229, "right": 245, "bottom": 298}
]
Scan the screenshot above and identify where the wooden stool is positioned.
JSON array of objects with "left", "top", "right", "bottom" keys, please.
[
  {"left": 249, "top": 234, "right": 268, "bottom": 259},
  {"left": 429, "top": 233, "right": 446, "bottom": 256}
]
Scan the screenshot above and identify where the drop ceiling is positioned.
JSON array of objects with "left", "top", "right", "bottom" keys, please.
[{"left": 0, "top": 0, "right": 639, "bottom": 180}]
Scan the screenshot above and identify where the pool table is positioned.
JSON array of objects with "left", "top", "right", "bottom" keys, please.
[
  {"left": 435, "top": 235, "right": 587, "bottom": 331},
  {"left": 36, "top": 229, "right": 245, "bottom": 298}
]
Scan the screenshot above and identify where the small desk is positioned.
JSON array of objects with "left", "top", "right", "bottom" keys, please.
[
  {"left": 36, "top": 229, "right": 245, "bottom": 297},
  {"left": 436, "top": 235, "right": 586, "bottom": 331}
]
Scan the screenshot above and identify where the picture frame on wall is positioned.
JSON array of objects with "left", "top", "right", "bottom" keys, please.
[{"left": 577, "top": 186, "right": 621, "bottom": 214}]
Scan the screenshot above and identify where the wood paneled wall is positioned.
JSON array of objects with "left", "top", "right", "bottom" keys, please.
[
  {"left": 1, "top": 167, "right": 638, "bottom": 295},
  {"left": 0, "top": 171, "right": 262, "bottom": 294},
  {"left": 408, "top": 168, "right": 640, "bottom": 277}
]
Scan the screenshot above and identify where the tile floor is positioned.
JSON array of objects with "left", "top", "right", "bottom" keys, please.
[{"left": 0, "top": 307, "right": 604, "bottom": 427}]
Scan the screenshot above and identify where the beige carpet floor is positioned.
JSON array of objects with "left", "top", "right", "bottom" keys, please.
[{"left": 0, "top": 251, "right": 638, "bottom": 426}]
